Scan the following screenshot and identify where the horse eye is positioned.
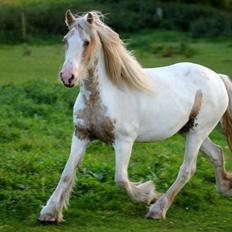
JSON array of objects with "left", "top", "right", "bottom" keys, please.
[{"left": 83, "top": 40, "right": 90, "bottom": 47}]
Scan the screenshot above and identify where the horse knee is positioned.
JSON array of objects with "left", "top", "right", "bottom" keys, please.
[
  {"left": 61, "top": 172, "right": 74, "bottom": 183},
  {"left": 212, "top": 147, "right": 224, "bottom": 167}
]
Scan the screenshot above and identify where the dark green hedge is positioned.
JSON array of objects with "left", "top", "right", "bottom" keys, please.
[
  {"left": 0, "top": 0, "right": 231, "bottom": 43},
  {"left": 105, "top": 1, "right": 232, "bottom": 36},
  {"left": 0, "top": 1, "right": 107, "bottom": 43}
]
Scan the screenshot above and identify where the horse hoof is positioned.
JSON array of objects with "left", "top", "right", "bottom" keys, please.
[
  {"left": 145, "top": 210, "right": 165, "bottom": 220},
  {"left": 38, "top": 214, "right": 57, "bottom": 224},
  {"left": 39, "top": 206, "right": 62, "bottom": 223}
]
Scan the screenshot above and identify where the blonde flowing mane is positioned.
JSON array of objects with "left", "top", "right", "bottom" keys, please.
[{"left": 91, "top": 13, "right": 153, "bottom": 92}]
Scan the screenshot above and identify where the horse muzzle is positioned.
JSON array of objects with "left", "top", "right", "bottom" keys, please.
[{"left": 60, "top": 72, "right": 77, "bottom": 88}]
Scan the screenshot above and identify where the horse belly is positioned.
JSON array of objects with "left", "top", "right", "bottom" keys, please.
[
  {"left": 135, "top": 96, "right": 190, "bottom": 142},
  {"left": 136, "top": 115, "right": 185, "bottom": 142}
]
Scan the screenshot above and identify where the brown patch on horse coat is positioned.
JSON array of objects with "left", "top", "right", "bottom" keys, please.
[
  {"left": 168, "top": 187, "right": 179, "bottom": 206},
  {"left": 76, "top": 23, "right": 96, "bottom": 65},
  {"left": 75, "top": 59, "right": 115, "bottom": 144},
  {"left": 82, "top": 36, "right": 96, "bottom": 65},
  {"left": 221, "top": 170, "right": 232, "bottom": 189},
  {"left": 75, "top": 126, "right": 90, "bottom": 140},
  {"left": 180, "top": 90, "right": 203, "bottom": 133}
]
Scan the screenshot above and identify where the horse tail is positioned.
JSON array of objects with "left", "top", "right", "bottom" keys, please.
[{"left": 220, "top": 74, "right": 232, "bottom": 151}]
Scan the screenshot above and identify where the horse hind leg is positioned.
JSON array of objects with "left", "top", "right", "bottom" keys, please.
[
  {"left": 201, "top": 137, "right": 232, "bottom": 196},
  {"left": 147, "top": 131, "right": 205, "bottom": 219}
]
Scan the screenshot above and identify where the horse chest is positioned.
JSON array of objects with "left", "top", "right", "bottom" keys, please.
[{"left": 74, "top": 97, "right": 115, "bottom": 145}]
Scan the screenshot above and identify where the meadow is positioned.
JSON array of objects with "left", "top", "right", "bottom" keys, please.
[{"left": 1, "top": 30, "right": 232, "bottom": 231}]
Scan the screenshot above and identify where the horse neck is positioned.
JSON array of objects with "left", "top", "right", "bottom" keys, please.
[{"left": 79, "top": 49, "right": 116, "bottom": 104}]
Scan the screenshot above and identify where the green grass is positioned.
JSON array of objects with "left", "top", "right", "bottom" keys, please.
[{"left": 1, "top": 30, "right": 232, "bottom": 231}]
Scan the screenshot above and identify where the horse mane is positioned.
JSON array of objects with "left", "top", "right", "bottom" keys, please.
[{"left": 89, "top": 12, "right": 153, "bottom": 92}]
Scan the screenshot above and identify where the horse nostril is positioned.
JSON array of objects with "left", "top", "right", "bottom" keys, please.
[{"left": 68, "top": 75, "right": 75, "bottom": 84}]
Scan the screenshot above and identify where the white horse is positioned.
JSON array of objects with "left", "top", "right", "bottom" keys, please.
[{"left": 39, "top": 10, "right": 232, "bottom": 223}]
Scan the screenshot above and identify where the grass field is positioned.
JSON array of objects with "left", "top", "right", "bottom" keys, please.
[{"left": 1, "top": 30, "right": 232, "bottom": 231}]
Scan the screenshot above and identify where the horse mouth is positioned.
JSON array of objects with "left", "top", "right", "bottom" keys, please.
[
  {"left": 61, "top": 78, "right": 75, "bottom": 88},
  {"left": 63, "top": 83, "right": 74, "bottom": 88}
]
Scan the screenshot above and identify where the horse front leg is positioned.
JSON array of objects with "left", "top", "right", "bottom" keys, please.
[
  {"left": 114, "top": 139, "right": 161, "bottom": 204},
  {"left": 39, "top": 135, "right": 89, "bottom": 223}
]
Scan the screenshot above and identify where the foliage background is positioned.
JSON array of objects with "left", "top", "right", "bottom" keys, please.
[{"left": 0, "top": 0, "right": 232, "bottom": 43}]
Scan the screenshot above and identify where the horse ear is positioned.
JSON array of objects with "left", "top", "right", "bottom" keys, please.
[
  {"left": 87, "top": 12, "right": 93, "bottom": 24},
  {"left": 65, "top": 9, "right": 75, "bottom": 27}
]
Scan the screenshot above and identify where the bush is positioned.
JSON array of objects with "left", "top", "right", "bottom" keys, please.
[
  {"left": 151, "top": 42, "right": 195, "bottom": 58},
  {"left": 0, "top": 0, "right": 231, "bottom": 43},
  {"left": 0, "top": 0, "right": 107, "bottom": 43},
  {"left": 191, "top": 15, "right": 232, "bottom": 38},
  {"left": 0, "top": 5, "right": 22, "bottom": 43}
]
